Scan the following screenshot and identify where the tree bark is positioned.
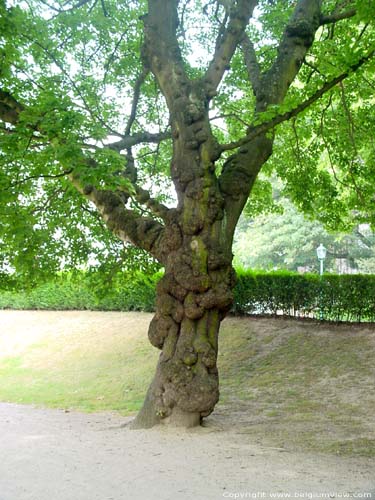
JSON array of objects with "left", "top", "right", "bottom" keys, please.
[
  {"left": 132, "top": 242, "right": 235, "bottom": 428},
  {"left": 131, "top": 132, "right": 240, "bottom": 427},
  {"left": 132, "top": 132, "right": 272, "bottom": 428}
]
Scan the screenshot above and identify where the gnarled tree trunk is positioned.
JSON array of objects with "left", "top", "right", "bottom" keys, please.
[
  {"left": 131, "top": 136, "right": 238, "bottom": 427},
  {"left": 132, "top": 133, "right": 272, "bottom": 428},
  {"left": 132, "top": 234, "right": 235, "bottom": 428}
]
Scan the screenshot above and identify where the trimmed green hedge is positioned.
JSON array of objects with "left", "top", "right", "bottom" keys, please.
[
  {"left": 233, "top": 270, "right": 320, "bottom": 317},
  {"left": 0, "top": 271, "right": 160, "bottom": 313},
  {"left": 320, "top": 274, "right": 375, "bottom": 322},
  {"left": 233, "top": 270, "right": 375, "bottom": 322},
  {"left": 0, "top": 269, "right": 374, "bottom": 322}
]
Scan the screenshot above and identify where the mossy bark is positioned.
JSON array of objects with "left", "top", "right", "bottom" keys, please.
[
  {"left": 132, "top": 242, "right": 235, "bottom": 429},
  {"left": 129, "top": 76, "right": 273, "bottom": 429},
  {"left": 131, "top": 144, "right": 239, "bottom": 428}
]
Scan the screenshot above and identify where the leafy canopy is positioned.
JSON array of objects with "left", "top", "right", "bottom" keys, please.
[{"left": 0, "top": 0, "right": 374, "bottom": 280}]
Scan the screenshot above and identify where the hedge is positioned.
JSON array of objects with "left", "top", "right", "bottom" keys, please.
[
  {"left": 0, "top": 271, "right": 160, "bottom": 313},
  {"left": 232, "top": 270, "right": 375, "bottom": 322},
  {"left": 0, "top": 269, "right": 374, "bottom": 322}
]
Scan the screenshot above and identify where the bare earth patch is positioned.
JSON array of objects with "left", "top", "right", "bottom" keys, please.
[
  {"left": 0, "top": 311, "right": 374, "bottom": 498},
  {"left": 0, "top": 402, "right": 374, "bottom": 500}
]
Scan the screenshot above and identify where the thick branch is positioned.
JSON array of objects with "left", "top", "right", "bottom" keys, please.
[
  {"left": 70, "top": 176, "right": 165, "bottom": 261},
  {"left": 241, "top": 32, "right": 261, "bottom": 96},
  {"left": 0, "top": 88, "right": 170, "bottom": 227},
  {"left": 133, "top": 185, "right": 170, "bottom": 221},
  {"left": 142, "top": 0, "right": 189, "bottom": 115},
  {"left": 84, "top": 149, "right": 171, "bottom": 222},
  {"left": 220, "top": 48, "right": 375, "bottom": 152},
  {"left": 0, "top": 77, "right": 169, "bottom": 156},
  {"left": 320, "top": 8, "right": 356, "bottom": 25},
  {"left": 259, "top": 0, "right": 322, "bottom": 108},
  {"left": 203, "top": 0, "right": 258, "bottom": 97},
  {"left": 121, "top": 150, "right": 170, "bottom": 221}
]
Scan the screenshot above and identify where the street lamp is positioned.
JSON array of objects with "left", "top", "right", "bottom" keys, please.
[
  {"left": 316, "top": 244, "right": 327, "bottom": 320},
  {"left": 316, "top": 243, "right": 327, "bottom": 276}
]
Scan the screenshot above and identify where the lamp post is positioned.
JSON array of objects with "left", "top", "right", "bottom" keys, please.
[
  {"left": 316, "top": 244, "right": 327, "bottom": 320},
  {"left": 316, "top": 243, "right": 327, "bottom": 276}
]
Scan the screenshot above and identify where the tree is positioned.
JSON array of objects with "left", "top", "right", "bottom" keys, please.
[
  {"left": 0, "top": 0, "right": 374, "bottom": 428},
  {"left": 234, "top": 197, "right": 375, "bottom": 272}
]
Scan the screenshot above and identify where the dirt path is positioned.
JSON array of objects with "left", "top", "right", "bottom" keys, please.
[{"left": 0, "top": 403, "right": 374, "bottom": 500}]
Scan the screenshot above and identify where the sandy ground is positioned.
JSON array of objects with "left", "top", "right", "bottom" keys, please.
[{"left": 0, "top": 403, "right": 374, "bottom": 500}]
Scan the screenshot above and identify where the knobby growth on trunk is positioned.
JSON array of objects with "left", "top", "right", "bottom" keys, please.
[{"left": 0, "top": 0, "right": 372, "bottom": 428}]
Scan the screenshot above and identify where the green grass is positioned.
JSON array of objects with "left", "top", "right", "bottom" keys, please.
[
  {"left": 0, "top": 310, "right": 374, "bottom": 457},
  {"left": 217, "top": 317, "right": 375, "bottom": 457},
  {"left": 0, "top": 310, "right": 158, "bottom": 413},
  {"left": 326, "top": 438, "right": 375, "bottom": 457}
]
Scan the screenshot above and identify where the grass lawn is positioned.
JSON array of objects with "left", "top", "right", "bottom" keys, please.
[{"left": 0, "top": 310, "right": 374, "bottom": 457}]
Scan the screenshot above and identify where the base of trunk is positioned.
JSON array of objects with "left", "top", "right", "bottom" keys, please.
[
  {"left": 130, "top": 348, "right": 219, "bottom": 429},
  {"left": 131, "top": 258, "right": 233, "bottom": 429},
  {"left": 130, "top": 382, "right": 201, "bottom": 429}
]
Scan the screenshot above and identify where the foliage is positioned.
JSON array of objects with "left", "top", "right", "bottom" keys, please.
[
  {"left": 232, "top": 268, "right": 375, "bottom": 322},
  {"left": 320, "top": 273, "right": 375, "bottom": 322},
  {"left": 0, "top": 0, "right": 374, "bottom": 282},
  {"left": 0, "top": 0, "right": 167, "bottom": 279},
  {"left": 0, "top": 270, "right": 160, "bottom": 312},
  {"left": 1, "top": 269, "right": 374, "bottom": 322},
  {"left": 234, "top": 197, "right": 375, "bottom": 272}
]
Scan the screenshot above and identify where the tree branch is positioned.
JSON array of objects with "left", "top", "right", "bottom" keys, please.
[
  {"left": 142, "top": 0, "right": 190, "bottom": 115},
  {"left": 70, "top": 175, "right": 166, "bottom": 261},
  {"left": 202, "top": 0, "right": 258, "bottom": 98},
  {"left": 106, "top": 130, "right": 171, "bottom": 151},
  {"left": 37, "top": 0, "right": 63, "bottom": 13},
  {"left": 42, "top": 0, "right": 93, "bottom": 14},
  {"left": 241, "top": 32, "right": 261, "bottom": 96},
  {"left": 21, "top": 35, "right": 122, "bottom": 137},
  {"left": 259, "top": 0, "right": 322, "bottom": 108},
  {"left": 354, "top": 227, "right": 374, "bottom": 249},
  {"left": 5, "top": 169, "right": 74, "bottom": 190},
  {"left": 120, "top": 148, "right": 171, "bottom": 222},
  {"left": 210, "top": 112, "right": 251, "bottom": 128},
  {"left": 124, "top": 68, "right": 149, "bottom": 136},
  {"left": 0, "top": 87, "right": 170, "bottom": 225},
  {"left": 103, "top": 30, "right": 128, "bottom": 83},
  {"left": 133, "top": 185, "right": 171, "bottom": 221},
  {"left": 320, "top": 8, "right": 356, "bottom": 25},
  {"left": 220, "top": 48, "right": 375, "bottom": 152}
]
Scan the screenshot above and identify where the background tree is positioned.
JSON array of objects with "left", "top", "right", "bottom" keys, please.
[
  {"left": 234, "top": 195, "right": 375, "bottom": 272},
  {"left": 0, "top": 0, "right": 374, "bottom": 428}
]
